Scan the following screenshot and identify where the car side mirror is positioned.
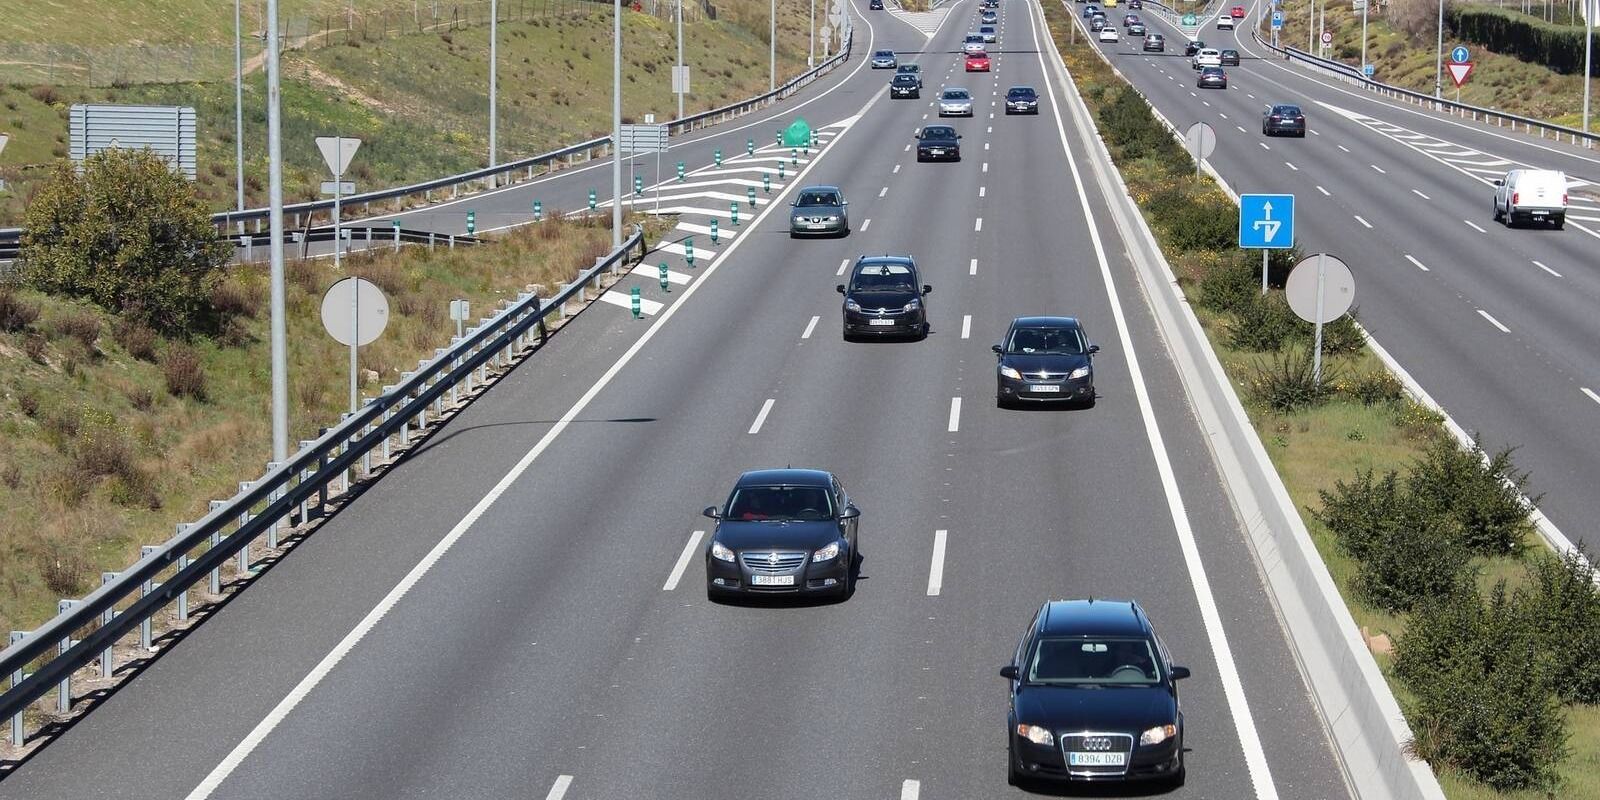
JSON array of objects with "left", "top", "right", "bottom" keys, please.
[
  {"left": 836, "top": 284, "right": 847, "bottom": 294},
  {"left": 1493, "top": 179, "right": 1504, "bottom": 186},
  {"left": 922, "top": 284, "right": 933, "bottom": 295},
  {"left": 1000, "top": 665, "right": 1020, "bottom": 680},
  {"left": 842, "top": 200, "right": 849, "bottom": 205},
  {"left": 841, "top": 504, "right": 861, "bottom": 520},
  {"left": 789, "top": 200, "right": 797, "bottom": 206},
  {"left": 991, "top": 343, "right": 1004, "bottom": 355},
  {"left": 1170, "top": 666, "right": 1191, "bottom": 681},
  {"left": 1088, "top": 344, "right": 1100, "bottom": 354},
  {"left": 702, "top": 505, "right": 722, "bottom": 519}
]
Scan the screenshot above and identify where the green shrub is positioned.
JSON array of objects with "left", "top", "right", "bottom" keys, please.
[
  {"left": 1449, "top": 6, "right": 1598, "bottom": 77},
  {"left": 1520, "top": 548, "right": 1600, "bottom": 704},
  {"left": 1314, "top": 312, "right": 1364, "bottom": 356},
  {"left": 19, "top": 148, "right": 232, "bottom": 335},
  {"left": 1407, "top": 436, "right": 1536, "bottom": 556},
  {"left": 1341, "top": 370, "right": 1404, "bottom": 406},
  {"left": 1149, "top": 189, "right": 1238, "bottom": 252},
  {"left": 1097, "top": 86, "right": 1174, "bottom": 163},
  {"left": 160, "top": 343, "right": 207, "bottom": 400},
  {"left": 1315, "top": 469, "right": 1404, "bottom": 563},
  {"left": 1228, "top": 292, "right": 1301, "bottom": 351},
  {"left": 1244, "top": 345, "right": 1338, "bottom": 412},
  {"left": 1354, "top": 511, "right": 1472, "bottom": 612},
  {"left": 0, "top": 286, "right": 41, "bottom": 332},
  {"left": 1197, "top": 255, "right": 1260, "bottom": 314},
  {"left": 1398, "top": 583, "right": 1569, "bottom": 792}
]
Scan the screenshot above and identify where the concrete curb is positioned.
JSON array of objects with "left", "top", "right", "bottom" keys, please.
[{"left": 1038, "top": 3, "right": 1446, "bottom": 798}]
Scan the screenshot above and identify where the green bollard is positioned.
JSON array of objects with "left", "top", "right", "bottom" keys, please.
[
  {"left": 630, "top": 286, "right": 641, "bottom": 318},
  {"left": 763, "top": 174, "right": 771, "bottom": 193},
  {"left": 685, "top": 237, "right": 695, "bottom": 266},
  {"left": 588, "top": 189, "right": 597, "bottom": 211},
  {"left": 533, "top": 200, "right": 543, "bottom": 221},
  {"left": 747, "top": 187, "right": 756, "bottom": 208},
  {"left": 778, "top": 162, "right": 786, "bottom": 180},
  {"left": 714, "top": 149, "right": 722, "bottom": 168},
  {"left": 746, "top": 138, "right": 755, "bottom": 156},
  {"left": 710, "top": 219, "right": 719, "bottom": 244},
  {"left": 466, "top": 210, "right": 476, "bottom": 235},
  {"left": 775, "top": 130, "right": 783, "bottom": 146},
  {"left": 634, "top": 175, "right": 643, "bottom": 195},
  {"left": 676, "top": 161, "right": 685, "bottom": 181},
  {"left": 790, "top": 148, "right": 798, "bottom": 165},
  {"left": 659, "top": 262, "right": 670, "bottom": 292},
  {"left": 730, "top": 202, "right": 739, "bottom": 226}
]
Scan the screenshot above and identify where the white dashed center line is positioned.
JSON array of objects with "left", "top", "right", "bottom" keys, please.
[
  {"left": 861, "top": 218, "right": 872, "bottom": 231},
  {"left": 961, "top": 314, "right": 972, "bottom": 339},
  {"left": 1353, "top": 215, "right": 1372, "bottom": 229},
  {"left": 1405, "top": 254, "right": 1430, "bottom": 272},
  {"left": 1285, "top": 162, "right": 1298, "bottom": 171},
  {"left": 1412, "top": 189, "right": 1430, "bottom": 200},
  {"left": 1236, "top": 125, "right": 1247, "bottom": 133},
  {"left": 982, "top": 161, "right": 989, "bottom": 172},
  {"left": 1259, "top": 141, "right": 1270, "bottom": 150},
  {"left": 1219, "top": 112, "right": 1229, "bottom": 119},
  {"left": 1370, "top": 164, "right": 1387, "bottom": 174},
  {"left": 901, "top": 779, "right": 922, "bottom": 800},
  {"left": 894, "top": 164, "right": 902, "bottom": 173},
  {"left": 801, "top": 315, "right": 820, "bottom": 339},
  {"left": 1477, "top": 309, "right": 1510, "bottom": 333},
  {"left": 837, "top": 258, "right": 850, "bottom": 276},
  {"left": 947, "top": 397, "right": 962, "bottom": 432},
  {"left": 974, "top": 217, "right": 983, "bottom": 232},
  {"left": 926, "top": 531, "right": 948, "bottom": 597},
  {"left": 544, "top": 776, "right": 574, "bottom": 800},
  {"left": 1532, "top": 260, "right": 1562, "bottom": 277},
  {"left": 662, "top": 530, "right": 705, "bottom": 591},
  {"left": 979, "top": 186, "right": 987, "bottom": 197},
  {"left": 1337, "top": 144, "right": 1350, "bottom": 153},
  {"left": 969, "top": 257, "right": 978, "bottom": 275},
  {"left": 1464, "top": 219, "right": 1487, "bottom": 233},
  {"left": 748, "top": 399, "right": 775, "bottom": 434},
  {"left": 1316, "top": 185, "right": 1330, "bottom": 196},
  {"left": 1583, "top": 387, "right": 1600, "bottom": 406},
  {"left": 879, "top": 186, "right": 889, "bottom": 198}
]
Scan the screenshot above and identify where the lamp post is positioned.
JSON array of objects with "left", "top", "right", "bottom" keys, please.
[
  {"left": 266, "top": 0, "right": 288, "bottom": 465},
  {"left": 810, "top": 0, "right": 816, "bottom": 67},
  {"left": 613, "top": 0, "right": 623, "bottom": 247},
  {"left": 489, "top": 0, "right": 498, "bottom": 177},
  {"left": 771, "top": 0, "right": 777, "bottom": 92},
  {"left": 1435, "top": 0, "right": 1445, "bottom": 97},
  {"left": 677, "top": 0, "right": 686, "bottom": 119},
  {"left": 1584, "top": 0, "right": 1593, "bottom": 134},
  {"left": 234, "top": 0, "right": 245, "bottom": 234}
]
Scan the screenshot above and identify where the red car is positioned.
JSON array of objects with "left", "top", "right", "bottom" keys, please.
[
  {"left": 965, "top": 51, "right": 991, "bottom": 71},
  {"left": 1230, "top": 5, "right": 1246, "bottom": 17}
]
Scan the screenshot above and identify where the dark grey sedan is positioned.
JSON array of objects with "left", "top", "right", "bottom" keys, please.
[
  {"left": 994, "top": 316, "right": 1098, "bottom": 407},
  {"left": 789, "top": 186, "right": 849, "bottom": 237},
  {"left": 703, "top": 469, "right": 860, "bottom": 600}
]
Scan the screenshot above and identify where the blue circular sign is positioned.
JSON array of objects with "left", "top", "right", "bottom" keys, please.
[{"left": 1451, "top": 45, "right": 1469, "bottom": 64}]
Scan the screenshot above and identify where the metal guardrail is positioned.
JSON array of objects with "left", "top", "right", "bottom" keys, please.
[{"left": 0, "top": 225, "right": 646, "bottom": 745}]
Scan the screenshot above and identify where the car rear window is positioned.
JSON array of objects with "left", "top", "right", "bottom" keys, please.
[{"left": 943, "top": 89, "right": 970, "bottom": 99}]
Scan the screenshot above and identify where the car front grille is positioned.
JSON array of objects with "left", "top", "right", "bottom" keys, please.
[
  {"left": 740, "top": 551, "right": 808, "bottom": 573},
  {"left": 1059, "top": 732, "right": 1135, "bottom": 778}
]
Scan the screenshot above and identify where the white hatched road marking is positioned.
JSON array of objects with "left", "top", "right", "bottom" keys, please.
[
  {"left": 1583, "top": 387, "right": 1600, "bottom": 405},
  {"left": 748, "top": 398, "right": 776, "bottom": 434},
  {"left": 600, "top": 291, "right": 663, "bottom": 315},
  {"left": 662, "top": 530, "right": 704, "bottom": 591},
  {"left": 630, "top": 263, "right": 693, "bottom": 285}
]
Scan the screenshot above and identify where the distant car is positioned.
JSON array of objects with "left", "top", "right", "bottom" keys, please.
[
  {"left": 981, "top": 9, "right": 999, "bottom": 23},
  {"left": 1262, "top": 103, "right": 1306, "bottom": 137},
  {"left": 984, "top": 0, "right": 999, "bottom": 7},
  {"left": 1231, "top": 4, "right": 1247, "bottom": 17},
  {"left": 871, "top": 49, "right": 897, "bottom": 69},
  {"left": 1216, "top": 15, "right": 1235, "bottom": 30},
  {"left": 1098, "top": 26, "right": 1120, "bottom": 42},
  {"left": 895, "top": 62, "right": 923, "bottom": 87},
  {"left": 1494, "top": 168, "right": 1569, "bottom": 228},
  {"left": 869, "top": 0, "right": 883, "bottom": 7},
  {"left": 1090, "top": 16, "right": 1107, "bottom": 31},
  {"left": 1128, "top": 0, "right": 1141, "bottom": 8},
  {"left": 938, "top": 87, "right": 974, "bottom": 116},
  {"left": 838, "top": 255, "right": 932, "bottom": 340},
  {"left": 1129, "top": 22, "right": 1146, "bottom": 35},
  {"left": 891, "top": 72, "right": 921, "bottom": 98},
  {"left": 1220, "top": 48, "right": 1240, "bottom": 65},
  {"left": 980, "top": 24, "right": 998, "bottom": 42},
  {"left": 966, "top": 51, "right": 991, "bottom": 71},
  {"left": 702, "top": 469, "right": 860, "bottom": 600},
  {"left": 964, "top": 34, "right": 988, "bottom": 54},
  {"left": 1197, "top": 66, "right": 1227, "bottom": 89},
  {"left": 1002, "top": 599, "right": 1190, "bottom": 787},
  {"left": 1083, "top": 4, "right": 1101, "bottom": 17},
  {"left": 1005, "top": 85, "right": 1040, "bottom": 114},
  {"left": 1184, "top": 39, "right": 1206, "bottom": 56},
  {"left": 788, "top": 185, "right": 849, "bottom": 237},
  {"left": 1192, "top": 47, "right": 1221, "bottom": 69},
  {"left": 1123, "top": 13, "right": 1138, "bottom": 25},
  {"left": 993, "top": 316, "right": 1099, "bottom": 407},
  {"left": 1143, "top": 33, "right": 1165, "bottom": 51},
  {"left": 915, "top": 124, "right": 962, "bottom": 161}
]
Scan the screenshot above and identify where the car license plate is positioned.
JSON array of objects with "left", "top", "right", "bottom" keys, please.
[
  {"left": 869, "top": 318, "right": 896, "bottom": 326},
  {"left": 1030, "top": 384, "right": 1061, "bottom": 393},
  {"left": 751, "top": 574, "right": 794, "bottom": 586},
  {"left": 930, "top": 148, "right": 944, "bottom": 154},
  {"left": 1068, "top": 751, "right": 1127, "bottom": 767},
  {"left": 809, "top": 223, "right": 829, "bottom": 229}
]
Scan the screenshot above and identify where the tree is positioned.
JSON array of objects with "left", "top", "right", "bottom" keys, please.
[{"left": 20, "top": 148, "right": 231, "bottom": 335}]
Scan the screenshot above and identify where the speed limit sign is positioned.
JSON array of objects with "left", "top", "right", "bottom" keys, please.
[{"left": 1321, "top": 30, "right": 1333, "bottom": 44}]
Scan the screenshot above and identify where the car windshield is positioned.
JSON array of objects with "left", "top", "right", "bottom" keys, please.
[
  {"left": 876, "top": 50, "right": 894, "bottom": 57},
  {"left": 922, "top": 127, "right": 955, "bottom": 138},
  {"left": 726, "top": 485, "right": 834, "bottom": 522},
  {"left": 1027, "top": 636, "right": 1162, "bottom": 685},
  {"left": 1008, "top": 88, "right": 1036, "bottom": 98},
  {"left": 1203, "top": 67, "right": 1224, "bottom": 75},
  {"left": 797, "top": 191, "right": 839, "bottom": 206},
  {"left": 943, "top": 89, "right": 969, "bottom": 99},
  {"left": 1007, "top": 326, "right": 1085, "bottom": 355},
  {"left": 851, "top": 263, "right": 916, "bottom": 291},
  {"left": 967, "top": 35, "right": 983, "bottom": 41}
]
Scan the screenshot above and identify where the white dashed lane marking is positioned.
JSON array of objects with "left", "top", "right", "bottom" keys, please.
[
  {"left": 1477, "top": 309, "right": 1510, "bottom": 333},
  {"left": 1405, "top": 255, "right": 1430, "bottom": 272}
]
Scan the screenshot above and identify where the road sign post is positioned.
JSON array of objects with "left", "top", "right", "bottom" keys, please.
[
  {"left": 320, "top": 277, "right": 388, "bottom": 413},
  {"left": 1239, "top": 193, "right": 1296, "bottom": 293},
  {"left": 1286, "top": 254, "right": 1356, "bottom": 383},
  {"left": 316, "top": 135, "right": 363, "bottom": 411},
  {"left": 1184, "top": 122, "right": 1216, "bottom": 178}
]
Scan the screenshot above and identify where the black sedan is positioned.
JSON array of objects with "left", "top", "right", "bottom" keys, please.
[
  {"left": 1004, "top": 86, "right": 1039, "bottom": 114},
  {"left": 789, "top": 185, "right": 849, "bottom": 237},
  {"left": 1263, "top": 103, "right": 1307, "bottom": 136},
  {"left": 1220, "top": 47, "right": 1240, "bottom": 65},
  {"left": 1002, "top": 599, "right": 1190, "bottom": 788},
  {"left": 891, "top": 73, "right": 921, "bottom": 98},
  {"left": 1197, "top": 66, "right": 1227, "bottom": 89},
  {"left": 993, "top": 316, "right": 1097, "bottom": 407},
  {"left": 915, "top": 124, "right": 961, "bottom": 161},
  {"left": 838, "top": 255, "right": 931, "bottom": 341},
  {"left": 1184, "top": 38, "right": 1205, "bottom": 57},
  {"left": 703, "top": 469, "right": 860, "bottom": 600}
]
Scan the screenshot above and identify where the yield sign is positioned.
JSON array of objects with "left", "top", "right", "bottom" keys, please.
[
  {"left": 315, "top": 136, "right": 362, "bottom": 176},
  {"left": 1445, "top": 61, "right": 1474, "bottom": 88}
]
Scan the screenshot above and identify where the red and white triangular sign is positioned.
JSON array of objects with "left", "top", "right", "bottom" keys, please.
[{"left": 1446, "top": 61, "right": 1474, "bottom": 88}]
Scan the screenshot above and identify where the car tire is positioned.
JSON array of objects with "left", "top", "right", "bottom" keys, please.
[
  {"left": 1505, "top": 206, "right": 1518, "bottom": 228},
  {"left": 1492, "top": 202, "right": 1503, "bottom": 223},
  {"left": 1553, "top": 215, "right": 1566, "bottom": 230}
]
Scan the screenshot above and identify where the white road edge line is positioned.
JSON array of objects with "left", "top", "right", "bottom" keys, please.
[
  {"left": 947, "top": 397, "right": 962, "bottom": 432},
  {"left": 544, "top": 775, "right": 574, "bottom": 800},
  {"left": 926, "top": 530, "right": 948, "bottom": 597},
  {"left": 662, "top": 530, "right": 706, "bottom": 591},
  {"left": 1477, "top": 308, "right": 1510, "bottom": 333},
  {"left": 1026, "top": 1, "right": 1278, "bottom": 796},
  {"left": 177, "top": 65, "right": 890, "bottom": 800},
  {"left": 801, "top": 315, "right": 821, "bottom": 339},
  {"left": 961, "top": 314, "right": 972, "bottom": 338},
  {"left": 749, "top": 398, "right": 776, "bottom": 434},
  {"left": 1404, "top": 254, "right": 1430, "bottom": 272}
]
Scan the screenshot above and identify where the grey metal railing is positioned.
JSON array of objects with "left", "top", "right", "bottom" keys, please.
[{"left": 0, "top": 224, "right": 646, "bottom": 746}]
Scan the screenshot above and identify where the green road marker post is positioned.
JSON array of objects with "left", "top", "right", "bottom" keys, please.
[
  {"left": 730, "top": 202, "right": 739, "bottom": 226},
  {"left": 685, "top": 237, "right": 695, "bottom": 266},
  {"left": 714, "top": 149, "right": 722, "bottom": 168},
  {"left": 634, "top": 175, "right": 643, "bottom": 195},
  {"left": 790, "top": 148, "right": 798, "bottom": 165},
  {"left": 466, "top": 210, "right": 476, "bottom": 235},
  {"left": 676, "top": 161, "right": 685, "bottom": 181},
  {"left": 533, "top": 200, "right": 543, "bottom": 221},
  {"left": 659, "top": 262, "right": 670, "bottom": 292},
  {"left": 779, "top": 162, "right": 786, "bottom": 180},
  {"left": 763, "top": 174, "right": 771, "bottom": 193},
  {"left": 630, "top": 286, "right": 641, "bottom": 318},
  {"left": 588, "top": 189, "right": 597, "bottom": 211},
  {"left": 747, "top": 187, "right": 757, "bottom": 207},
  {"left": 747, "top": 138, "right": 755, "bottom": 156}
]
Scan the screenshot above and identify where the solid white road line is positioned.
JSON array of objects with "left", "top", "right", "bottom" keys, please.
[
  {"left": 662, "top": 531, "right": 705, "bottom": 591},
  {"left": 1405, "top": 254, "right": 1430, "bottom": 272},
  {"left": 1477, "top": 309, "right": 1510, "bottom": 333},
  {"left": 961, "top": 314, "right": 972, "bottom": 339},
  {"left": 879, "top": 186, "right": 889, "bottom": 197},
  {"left": 838, "top": 257, "right": 851, "bottom": 276},
  {"left": 545, "top": 775, "right": 574, "bottom": 800},
  {"left": 1285, "top": 162, "right": 1298, "bottom": 171},
  {"left": 1464, "top": 219, "right": 1487, "bottom": 233},
  {"left": 974, "top": 217, "right": 983, "bottom": 231},
  {"left": 862, "top": 218, "right": 873, "bottom": 231},
  {"left": 969, "top": 257, "right": 978, "bottom": 275},
  {"left": 947, "top": 397, "right": 962, "bottom": 432},
  {"left": 1025, "top": 2, "right": 1278, "bottom": 795},
  {"left": 1353, "top": 215, "right": 1372, "bottom": 229},
  {"left": 926, "top": 531, "right": 948, "bottom": 597},
  {"left": 802, "top": 315, "right": 820, "bottom": 339},
  {"left": 1315, "top": 185, "right": 1329, "bottom": 196},
  {"left": 1532, "top": 260, "right": 1561, "bottom": 277},
  {"left": 901, "top": 779, "right": 921, "bottom": 800},
  {"left": 1583, "top": 387, "right": 1600, "bottom": 406},
  {"left": 748, "top": 398, "right": 776, "bottom": 434},
  {"left": 1412, "top": 188, "right": 1431, "bottom": 200}
]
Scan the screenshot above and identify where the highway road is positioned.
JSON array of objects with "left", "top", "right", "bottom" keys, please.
[
  {"left": 2, "top": 2, "right": 1352, "bottom": 798},
  {"left": 1098, "top": 0, "right": 1600, "bottom": 551}
]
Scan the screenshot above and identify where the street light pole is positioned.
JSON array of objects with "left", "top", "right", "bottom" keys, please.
[
  {"left": 1584, "top": 0, "right": 1593, "bottom": 134},
  {"left": 677, "top": 0, "right": 685, "bottom": 119},
  {"left": 809, "top": 0, "right": 816, "bottom": 67},
  {"left": 234, "top": 0, "right": 245, "bottom": 234},
  {"left": 1435, "top": 0, "right": 1445, "bottom": 97},
  {"left": 613, "top": 0, "right": 623, "bottom": 248},
  {"left": 1361, "top": 0, "right": 1368, "bottom": 74},
  {"left": 266, "top": 0, "right": 289, "bottom": 464},
  {"left": 489, "top": 0, "right": 498, "bottom": 178},
  {"left": 771, "top": 0, "right": 777, "bottom": 92}
]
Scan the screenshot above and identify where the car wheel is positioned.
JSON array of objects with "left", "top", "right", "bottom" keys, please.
[
  {"left": 1492, "top": 202, "right": 1503, "bottom": 222},
  {"left": 1505, "top": 207, "right": 1518, "bottom": 228},
  {"left": 1553, "top": 215, "right": 1566, "bottom": 230}
]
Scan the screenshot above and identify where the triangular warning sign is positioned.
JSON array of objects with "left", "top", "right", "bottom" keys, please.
[{"left": 1445, "top": 61, "right": 1474, "bottom": 88}]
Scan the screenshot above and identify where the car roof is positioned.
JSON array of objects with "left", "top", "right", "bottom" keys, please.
[
  {"left": 1010, "top": 315, "right": 1080, "bottom": 328},
  {"left": 799, "top": 184, "right": 842, "bottom": 193},
  {"left": 1038, "top": 599, "right": 1152, "bottom": 638},
  {"left": 856, "top": 254, "right": 918, "bottom": 266},
  {"left": 736, "top": 468, "right": 833, "bottom": 487},
  {"left": 1007, "top": 85, "right": 1037, "bottom": 92}
]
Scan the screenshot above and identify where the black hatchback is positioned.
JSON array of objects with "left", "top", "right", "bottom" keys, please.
[
  {"left": 838, "top": 256, "right": 931, "bottom": 340},
  {"left": 1263, "top": 103, "right": 1307, "bottom": 137},
  {"left": 703, "top": 469, "right": 860, "bottom": 600},
  {"left": 993, "top": 316, "right": 1097, "bottom": 407},
  {"left": 1002, "top": 599, "right": 1191, "bottom": 788}
]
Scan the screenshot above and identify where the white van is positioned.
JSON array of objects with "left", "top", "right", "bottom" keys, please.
[{"left": 1493, "top": 169, "right": 1568, "bottom": 229}]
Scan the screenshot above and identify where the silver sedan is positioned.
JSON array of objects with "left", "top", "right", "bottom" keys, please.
[{"left": 938, "top": 88, "right": 974, "bottom": 117}]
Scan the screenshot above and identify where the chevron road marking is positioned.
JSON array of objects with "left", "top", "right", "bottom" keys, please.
[
  {"left": 599, "top": 291, "right": 664, "bottom": 315},
  {"left": 630, "top": 263, "right": 694, "bottom": 286}
]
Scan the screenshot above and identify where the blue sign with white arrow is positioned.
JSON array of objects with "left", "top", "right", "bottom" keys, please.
[
  {"left": 1239, "top": 193, "right": 1295, "bottom": 249},
  {"left": 1271, "top": 10, "right": 1284, "bottom": 28},
  {"left": 1451, "top": 45, "right": 1470, "bottom": 64}
]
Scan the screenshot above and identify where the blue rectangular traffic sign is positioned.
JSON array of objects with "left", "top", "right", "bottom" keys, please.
[
  {"left": 1271, "top": 11, "right": 1284, "bottom": 28},
  {"left": 1239, "top": 194, "right": 1295, "bottom": 249}
]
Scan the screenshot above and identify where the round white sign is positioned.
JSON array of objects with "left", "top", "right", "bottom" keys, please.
[
  {"left": 320, "top": 277, "right": 390, "bottom": 347},
  {"left": 1285, "top": 254, "right": 1355, "bottom": 324},
  {"left": 1321, "top": 30, "right": 1333, "bottom": 44},
  {"left": 1184, "top": 122, "right": 1217, "bottom": 161}
]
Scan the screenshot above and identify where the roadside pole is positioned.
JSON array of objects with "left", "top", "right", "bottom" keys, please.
[{"left": 267, "top": 0, "right": 288, "bottom": 465}]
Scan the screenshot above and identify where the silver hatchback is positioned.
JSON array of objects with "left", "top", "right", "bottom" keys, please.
[{"left": 789, "top": 186, "right": 850, "bottom": 237}]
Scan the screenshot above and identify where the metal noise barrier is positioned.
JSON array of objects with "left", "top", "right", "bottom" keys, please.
[{"left": 0, "top": 225, "right": 646, "bottom": 734}]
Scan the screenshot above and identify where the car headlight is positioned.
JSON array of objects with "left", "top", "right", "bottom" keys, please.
[
  {"left": 1069, "top": 365, "right": 1091, "bottom": 380},
  {"left": 999, "top": 365, "right": 1022, "bottom": 380},
  {"left": 1016, "top": 724, "right": 1055, "bottom": 746},
  {"left": 1140, "top": 723, "right": 1177, "bottom": 746},
  {"left": 812, "top": 541, "right": 841, "bottom": 562},
  {"left": 845, "top": 299, "right": 862, "bottom": 312},
  {"left": 711, "top": 541, "right": 736, "bottom": 563},
  {"left": 823, "top": 215, "right": 838, "bottom": 223},
  {"left": 903, "top": 298, "right": 920, "bottom": 311}
]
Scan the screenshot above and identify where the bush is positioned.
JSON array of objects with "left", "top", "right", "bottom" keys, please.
[
  {"left": 113, "top": 318, "right": 159, "bottom": 361},
  {"left": 50, "top": 309, "right": 101, "bottom": 350},
  {"left": 1316, "top": 312, "right": 1365, "bottom": 356},
  {"left": 1407, "top": 436, "right": 1535, "bottom": 556},
  {"left": 1197, "top": 255, "right": 1261, "bottom": 314},
  {"left": 1148, "top": 188, "right": 1238, "bottom": 252},
  {"left": 1449, "top": 5, "right": 1598, "bottom": 77},
  {"left": 74, "top": 409, "right": 136, "bottom": 480},
  {"left": 1354, "top": 510, "right": 1472, "bottom": 612},
  {"left": 1397, "top": 583, "right": 1569, "bottom": 792},
  {"left": 0, "top": 286, "right": 41, "bottom": 331},
  {"left": 209, "top": 277, "right": 262, "bottom": 319},
  {"left": 1245, "top": 345, "right": 1338, "bottom": 412},
  {"left": 160, "top": 343, "right": 207, "bottom": 400},
  {"left": 1520, "top": 548, "right": 1600, "bottom": 704},
  {"left": 19, "top": 148, "right": 232, "bottom": 335},
  {"left": 1316, "top": 469, "right": 1405, "bottom": 563},
  {"left": 1228, "top": 292, "right": 1301, "bottom": 351},
  {"left": 1341, "top": 370, "right": 1404, "bottom": 406},
  {"left": 1097, "top": 85, "right": 1185, "bottom": 165}
]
